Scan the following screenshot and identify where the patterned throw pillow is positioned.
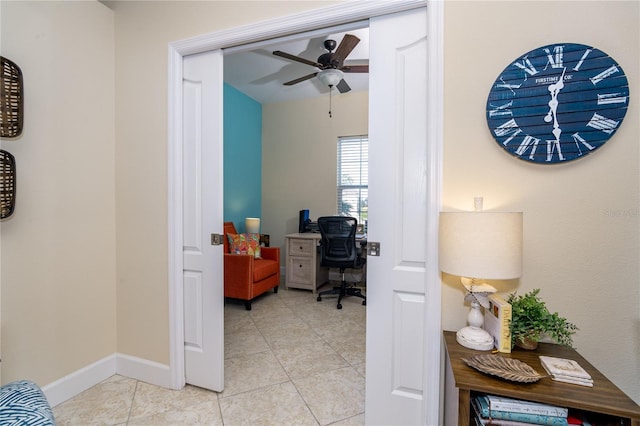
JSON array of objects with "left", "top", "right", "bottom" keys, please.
[
  {"left": 227, "top": 233, "right": 261, "bottom": 258},
  {"left": 0, "top": 380, "right": 56, "bottom": 425}
]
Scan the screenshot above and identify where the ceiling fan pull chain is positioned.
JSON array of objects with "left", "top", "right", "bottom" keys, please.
[{"left": 329, "top": 86, "right": 333, "bottom": 118}]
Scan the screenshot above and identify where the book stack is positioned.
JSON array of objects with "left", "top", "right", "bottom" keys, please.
[
  {"left": 483, "top": 294, "right": 512, "bottom": 353},
  {"left": 539, "top": 356, "right": 594, "bottom": 387},
  {"left": 472, "top": 395, "right": 570, "bottom": 425}
]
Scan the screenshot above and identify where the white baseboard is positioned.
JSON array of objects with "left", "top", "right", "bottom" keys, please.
[
  {"left": 42, "top": 354, "right": 116, "bottom": 407},
  {"left": 116, "top": 353, "right": 172, "bottom": 389},
  {"left": 42, "top": 353, "right": 173, "bottom": 407}
]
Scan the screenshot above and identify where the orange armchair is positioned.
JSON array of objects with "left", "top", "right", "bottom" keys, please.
[{"left": 223, "top": 221, "right": 280, "bottom": 310}]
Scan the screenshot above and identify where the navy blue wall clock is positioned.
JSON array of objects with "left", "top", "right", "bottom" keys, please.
[{"left": 486, "top": 43, "right": 629, "bottom": 164}]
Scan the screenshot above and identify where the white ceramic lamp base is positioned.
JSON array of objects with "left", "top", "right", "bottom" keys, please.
[
  {"left": 456, "top": 300, "right": 494, "bottom": 351},
  {"left": 456, "top": 326, "right": 494, "bottom": 350}
]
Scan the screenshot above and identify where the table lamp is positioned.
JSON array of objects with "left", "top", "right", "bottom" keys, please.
[
  {"left": 439, "top": 199, "right": 523, "bottom": 350},
  {"left": 245, "top": 217, "right": 260, "bottom": 234}
]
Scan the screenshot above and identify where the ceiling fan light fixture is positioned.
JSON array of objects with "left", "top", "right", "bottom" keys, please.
[{"left": 317, "top": 68, "right": 344, "bottom": 87}]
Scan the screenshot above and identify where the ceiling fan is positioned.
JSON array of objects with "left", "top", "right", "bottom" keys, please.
[{"left": 272, "top": 34, "right": 369, "bottom": 93}]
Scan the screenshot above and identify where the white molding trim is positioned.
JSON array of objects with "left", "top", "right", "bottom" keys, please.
[
  {"left": 116, "top": 353, "right": 172, "bottom": 389},
  {"left": 167, "top": 44, "right": 185, "bottom": 391},
  {"left": 424, "top": 1, "right": 444, "bottom": 425},
  {"left": 170, "top": 0, "right": 427, "bottom": 56},
  {"left": 42, "top": 355, "right": 116, "bottom": 407},
  {"left": 167, "top": 0, "right": 441, "bottom": 419},
  {"left": 41, "top": 353, "right": 172, "bottom": 407}
]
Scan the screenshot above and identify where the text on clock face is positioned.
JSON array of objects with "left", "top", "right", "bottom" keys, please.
[{"left": 486, "top": 43, "right": 629, "bottom": 163}]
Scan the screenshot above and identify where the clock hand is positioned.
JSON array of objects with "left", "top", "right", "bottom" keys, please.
[
  {"left": 544, "top": 68, "right": 567, "bottom": 133},
  {"left": 545, "top": 96, "right": 558, "bottom": 124},
  {"left": 544, "top": 68, "right": 567, "bottom": 161}
]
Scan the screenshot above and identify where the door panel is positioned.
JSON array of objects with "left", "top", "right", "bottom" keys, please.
[
  {"left": 366, "top": 8, "right": 429, "bottom": 425},
  {"left": 182, "top": 50, "right": 224, "bottom": 391}
]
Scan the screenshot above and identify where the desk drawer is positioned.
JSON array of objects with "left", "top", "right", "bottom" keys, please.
[
  {"left": 288, "top": 238, "right": 315, "bottom": 257},
  {"left": 287, "top": 256, "right": 313, "bottom": 286}
]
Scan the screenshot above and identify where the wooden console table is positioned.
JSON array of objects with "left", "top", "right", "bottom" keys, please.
[{"left": 443, "top": 330, "right": 640, "bottom": 426}]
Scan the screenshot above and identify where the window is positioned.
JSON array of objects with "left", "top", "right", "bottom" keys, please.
[{"left": 336, "top": 135, "right": 368, "bottom": 224}]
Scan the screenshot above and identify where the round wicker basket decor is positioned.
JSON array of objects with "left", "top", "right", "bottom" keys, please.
[
  {"left": 462, "top": 354, "right": 544, "bottom": 383},
  {"left": 1, "top": 150, "right": 16, "bottom": 219},
  {"left": 1, "top": 56, "right": 24, "bottom": 138}
]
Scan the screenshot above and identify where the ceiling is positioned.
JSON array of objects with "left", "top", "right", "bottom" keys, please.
[{"left": 223, "top": 27, "right": 369, "bottom": 105}]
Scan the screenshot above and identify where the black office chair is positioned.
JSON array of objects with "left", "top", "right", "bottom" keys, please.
[{"left": 316, "top": 216, "right": 366, "bottom": 309}]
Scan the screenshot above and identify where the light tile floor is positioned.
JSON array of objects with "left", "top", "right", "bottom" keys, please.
[{"left": 53, "top": 285, "right": 366, "bottom": 425}]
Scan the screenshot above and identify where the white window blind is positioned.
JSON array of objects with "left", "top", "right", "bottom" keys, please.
[{"left": 337, "top": 135, "right": 368, "bottom": 224}]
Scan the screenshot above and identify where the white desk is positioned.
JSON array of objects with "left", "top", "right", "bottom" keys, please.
[
  {"left": 284, "top": 233, "right": 327, "bottom": 293},
  {"left": 284, "top": 232, "right": 367, "bottom": 293}
]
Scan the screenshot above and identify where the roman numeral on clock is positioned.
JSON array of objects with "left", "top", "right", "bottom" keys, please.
[
  {"left": 586, "top": 113, "right": 619, "bottom": 134},
  {"left": 516, "top": 135, "right": 541, "bottom": 159},
  {"left": 488, "top": 101, "right": 513, "bottom": 118},
  {"left": 544, "top": 45, "right": 564, "bottom": 69},
  {"left": 590, "top": 65, "right": 619, "bottom": 85},
  {"left": 496, "top": 78, "right": 522, "bottom": 94},
  {"left": 597, "top": 93, "right": 627, "bottom": 105},
  {"left": 512, "top": 56, "right": 539, "bottom": 76},
  {"left": 546, "top": 139, "right": 564, "bottom": 162},
  {"left": 571, "top": 132, "right": 596, "bottom": 156},
  {"left": 573, "top": 48, "right": 592, "bottom": 71},
  {"left": 494, "top": 119, "right": 522, "bottom": 146}
]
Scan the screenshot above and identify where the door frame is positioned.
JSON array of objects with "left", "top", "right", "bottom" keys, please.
[{"left": 167, "top": 0, "right": 442, "bottom": 422}]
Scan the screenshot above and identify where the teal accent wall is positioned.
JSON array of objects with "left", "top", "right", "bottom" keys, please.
[{"left": 223, "top": 83, "right": 262, "bottom": 232}]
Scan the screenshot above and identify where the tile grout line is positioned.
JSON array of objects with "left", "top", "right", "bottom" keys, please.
[
  {"left": 265, "top": 295, "right": 324, "bottom": 426},
  {"left": 225, "top": 294, "right": 323, "bottom": 424},
  {"left": 124, "top": 380, "right": 139, "bottom": 425}
]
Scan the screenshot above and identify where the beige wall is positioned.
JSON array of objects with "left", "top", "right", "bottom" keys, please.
[
  {"left": 1, "top": 0, "right": 638, "bottom": 408},
  {"left": 0, "top": 1, "right": 116, "bottom": 384},
  {"left": 442, "top": 1, "right": 639, "bottom": 401},
  {"left": 110, "top": 0, "right": 339, "bottom": 365},
  {"left": 262, "top": 92, "right": 368, "bottom": 256}
]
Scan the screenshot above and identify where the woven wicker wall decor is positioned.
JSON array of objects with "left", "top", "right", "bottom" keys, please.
[
  {"left": 1, "top": 56, "right": 24, "bottom": 138},
  {"left": 1, "top": 150, "right": 16, "bottom": 219}
]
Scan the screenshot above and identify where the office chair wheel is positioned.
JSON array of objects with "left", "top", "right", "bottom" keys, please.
[
  {"left": 362, "top": 300, "right": 366, "bottom": 306},
  {"left": 317, "top": 296, "right": 322, "bottom": 302},
  {"left": 337, "top": 303, "right": 342, "bottom": 309}
]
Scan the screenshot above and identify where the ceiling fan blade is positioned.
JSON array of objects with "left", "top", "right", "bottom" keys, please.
[
  {"left": 332, "top": 34, "right": 360, "bottom": 66},
  {"left": 336, "top": 79, "right": 351, "bottom": 94},
  {"left": 284, "top": 72, "right": 318, "bottom": 86},
  {"left": 273, "top": 50, "right": 322, "bottom": 68},
  {"left": 342, "top": 65, "right": 369, "bottom": 73}
]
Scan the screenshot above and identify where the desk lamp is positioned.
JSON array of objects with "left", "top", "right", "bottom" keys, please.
[
  {"left": 245, "top": 217, "right": 260, "bottom": 234},
  {"left": 439, "top": 198, "right": 523, "bottom": 350}
]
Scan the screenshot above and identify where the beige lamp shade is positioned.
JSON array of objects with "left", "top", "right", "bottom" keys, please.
[
  {"left": 439, "top": 212, "right": 523, "bottom": 280},
  {"left": 245, "top": 217, "right": 260, "bottom": 234}
]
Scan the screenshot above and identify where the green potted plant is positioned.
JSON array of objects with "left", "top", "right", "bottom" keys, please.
[{"left": 507, "top": 289, "right": 578, "bottom": 350}]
